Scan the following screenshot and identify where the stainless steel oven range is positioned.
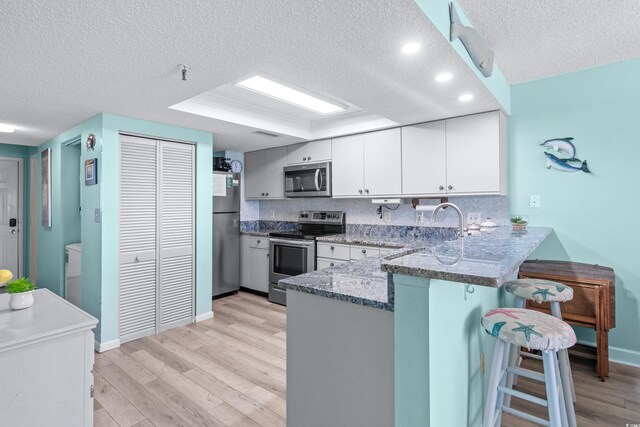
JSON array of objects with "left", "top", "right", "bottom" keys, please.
[{"left": 268, "top": 211, "right": 346, "bottom": 305}]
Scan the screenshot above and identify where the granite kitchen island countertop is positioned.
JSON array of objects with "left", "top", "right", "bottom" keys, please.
[{"left": 278, "top": 227, "right": 552, "bottom": 311}]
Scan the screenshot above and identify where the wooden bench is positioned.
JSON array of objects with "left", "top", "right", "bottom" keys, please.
[{"left": 518, "top": 260, "right": 615, "bottom": 381}]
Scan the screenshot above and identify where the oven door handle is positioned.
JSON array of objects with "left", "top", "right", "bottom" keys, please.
[{"left": 269, "top": 238, "right": 315, "bottom": 247}]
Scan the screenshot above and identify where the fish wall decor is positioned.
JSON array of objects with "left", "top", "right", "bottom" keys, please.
[
  {"left": 449, "top": 3, "right": 495, "bottom": 78},
  {"left": 540, "top": 137, "right": 591, "bottom": 173}
]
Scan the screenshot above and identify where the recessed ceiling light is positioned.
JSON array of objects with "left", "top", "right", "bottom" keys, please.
[
  {"left": 0, "top": 124, "right": 15, "bottom": 133},
  {"left": 458, "top": 94, "right": 474, "bottom": 102},
  {"left": 401, "top": 42, "right": 421, "bottom": 55},
  {"left": 435, "top": 73, "right": 453, "bottom": 82},
  {"left": 235, "top": 75, "right": 345, "bottom": 115}
]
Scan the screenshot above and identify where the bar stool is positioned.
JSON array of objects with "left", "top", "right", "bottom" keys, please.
[
  {"left": 505, "top": 278, "right": 576, "bottom": 424},
  {"left": 481, "top": 308, "right": 577, "bottom": 427}
]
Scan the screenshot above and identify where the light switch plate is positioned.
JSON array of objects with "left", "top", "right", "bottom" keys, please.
[
  {"left": 530, "top": 195, "right": 540, "bottom": 208},
  {"left": 94, "top": 208, "right": 101, "bottom": 223}
]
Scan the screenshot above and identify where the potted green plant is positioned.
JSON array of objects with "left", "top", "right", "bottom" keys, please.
[
  {"left": 510, "top": 214, "right": 529, "bottom": 231},
  {"left": 6, "top": 277, "right": 36, "bottom": 310}
]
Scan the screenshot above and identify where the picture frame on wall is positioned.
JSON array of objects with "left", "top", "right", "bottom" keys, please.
[{"left": 41, "top": 147, "right": 51, "bottom": 227}]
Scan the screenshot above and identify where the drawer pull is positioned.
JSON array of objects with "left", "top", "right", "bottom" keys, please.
[
  {"left": 362, "top": 249, "right": 366, "bottom": 254},
  {"left": 330, "top": 263, "right": 334, "bottom": 267},
  {"left": 257, "top": 240, "right": 261, "bottom": 244},
  {"left": 330, "top": 246, "right": 335, "bottom": 250}
]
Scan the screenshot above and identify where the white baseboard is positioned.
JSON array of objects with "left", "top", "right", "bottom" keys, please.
[
  {"left": 95, "top": 339, "right": 121, "bottom": 353},
  {"left": 577, "top": 339, "right": 640, "bottom": 368},
  {"left": 195, "top": 311, "right": 214, "bottom": 322}
]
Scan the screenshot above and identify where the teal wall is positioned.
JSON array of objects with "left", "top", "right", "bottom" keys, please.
[
  {"left": 35, "top": 114, "right": 103, "bottom": 337},
  {"left": 510, "top": 57, "right": 640, "bottom": 366},
  {"left": 0, "top": 143, "right": 32, "bottom": 277},
  {"left": 35, "top": 113, "right": 213, "bottom": 344},
  {"left": 412, "top": 0, "right": 511, "bottom": 112}
]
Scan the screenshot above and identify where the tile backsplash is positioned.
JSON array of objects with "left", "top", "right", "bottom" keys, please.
[{"left": 259, "top": 195, "right": 510, "bottom": 227}]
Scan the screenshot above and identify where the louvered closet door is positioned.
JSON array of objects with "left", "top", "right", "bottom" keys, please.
[
  {"left": 119, "top": 135, "right": 157, "bottom": 343},
  {"left": 157, "top": 140, "right": 195, "bottom": 331}
]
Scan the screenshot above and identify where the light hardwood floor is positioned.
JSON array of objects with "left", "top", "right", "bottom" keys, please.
[{"left": 94, "top": 291, "right": 640, "bottom": 426}]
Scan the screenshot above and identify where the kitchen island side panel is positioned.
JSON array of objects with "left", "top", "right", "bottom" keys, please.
[{"left": 287, "top": 290, "right": 394, "bottom": 427}]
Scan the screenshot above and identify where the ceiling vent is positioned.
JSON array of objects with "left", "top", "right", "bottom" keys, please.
[{"left": 252, "top": 130, "right": 280, "bottom": 137}]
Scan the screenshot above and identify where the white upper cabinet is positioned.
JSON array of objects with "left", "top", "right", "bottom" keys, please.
[
  {"left": 287, "top": 139, "right": 331, "bottom": 164},
  {"left": 363, "top": 128, "right": 402, "bottom": 196},
  {"left": 445, "top": 111, "right": 507, "bottom": 195},
  {"left": 244, "top": 146, "right": 287, "bottom": 199},
  {"left": 332, "top": 129, "right": 401, "bottom": 197},
  {"left": 401, "top": 121, "right": 447, "bottom": 196},
  {"left": 331, "top": 134, "right": 364, "bottom": 197}
]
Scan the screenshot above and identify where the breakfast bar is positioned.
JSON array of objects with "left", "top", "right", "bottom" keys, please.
[{"left": 280, "top": 227, "right": 552, "bottom": 427}]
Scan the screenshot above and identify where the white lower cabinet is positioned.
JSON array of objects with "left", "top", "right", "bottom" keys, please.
[
  {"left": 317, "top": 242, "right": 394, "bottom": 269},
  {"left": 240, "top": 235, "right": 270, "bottom": 293}
]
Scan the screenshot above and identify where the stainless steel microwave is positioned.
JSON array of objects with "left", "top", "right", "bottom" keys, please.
[{"left": 284, "top": 162, "right": 331, "bottom": 198}]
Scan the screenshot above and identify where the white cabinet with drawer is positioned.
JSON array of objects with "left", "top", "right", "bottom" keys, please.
[
  {"left": 317, "top": 242, "right": 350, "bottom": 261},
  {"left": 349, "top": 245, "right": 381, "bottom": 261},
  {"left": 316, "top": 258, "right": 348, "bottom": 270},
  {"left": 240, "top": 235, "right": 270, "bottom": 293}
]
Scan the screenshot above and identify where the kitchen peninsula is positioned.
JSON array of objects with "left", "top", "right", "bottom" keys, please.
[{"left": 280, "top": 226, "right": 551, "bottom": 427}]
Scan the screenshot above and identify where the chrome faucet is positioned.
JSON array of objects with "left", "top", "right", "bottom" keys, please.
[{"left": 432, "top": 202, "right": 464, "bottom": 238}]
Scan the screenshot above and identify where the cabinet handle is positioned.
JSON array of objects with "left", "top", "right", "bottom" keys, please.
[
  {"left": 365, "top": 189, "right": 369, "bottom": 194},
  {"left": 362, "top": 249, "right": 367, "bottom": 254},
  {"left": 330, "top": 246, "right": 335, "bottom": 250},
  {"left": 330, "top": 263, "right": 334, "bottom": 267},
  {"left": 439, "top": 185, "right": 444, "bottom": 191},
  {"left": 448, "top": 185, "right": 453, "bottom": 190},
  {"left": 261, "top": 192, "right": 265, "bottom": 196},
  {"left": 134, "top": 256, "right": 140, "bottom": 262},
  {"left": 265, "top": 192, "right": 269, "bottom": 196},
  {"left": 358, "top": 189, "right": 363, "bottom": 194},
  {"left": 307, "top": 156, "right": 311, "bottom": 161},
  {"left": 303, "top": 157, "right": 307, "bottom": 161},
  {"left": 257, "top": 240, "right": 261, "bottom": 244},
  {"left": 267, "top": 253, "right": 269, "bottom": 258}
]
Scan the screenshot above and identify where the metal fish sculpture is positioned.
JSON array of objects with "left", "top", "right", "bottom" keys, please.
[
  {"left": 449, "top": 3, "right": 494, "bottom": 77},
  {"left": 540, "top": 137, "right": 577, "bottom": 158},
  {"left": 545, "top": 152, "right": 591, "bottom": 173}
]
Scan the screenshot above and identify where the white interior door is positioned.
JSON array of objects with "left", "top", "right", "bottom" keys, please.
[
  {"left": 157, "top": 140, "right": 194, "bottom": 331},
  {"left": 118, "top": 136, "right": 158, "bottom": 343},
  {"left": 0, "top": 159, "right": 20, "bottom": 277}
]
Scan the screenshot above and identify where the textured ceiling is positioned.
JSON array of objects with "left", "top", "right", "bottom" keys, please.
[
  {"left": 458, "top": 0, "right": 640, "bottom": 84},
  {"left": 0, "top": 0, "right": 500, "bottom": 151}
]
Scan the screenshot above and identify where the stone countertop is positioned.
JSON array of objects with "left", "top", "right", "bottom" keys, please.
[
  {"left": 316, "top": 228, "right": 454, "bottom": 248},
  {"left": 279, "top": 227, "right": 552, "bottom": 311},
  {"left": 381, "top": 227, "right": 552, "bottom": 287}
]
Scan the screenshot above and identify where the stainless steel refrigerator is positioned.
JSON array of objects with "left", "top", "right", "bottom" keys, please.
[{"left": 213, "top": 171, "right": 241, "bottom": 298}]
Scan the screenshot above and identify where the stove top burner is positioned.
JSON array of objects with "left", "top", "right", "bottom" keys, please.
[{"left": 269, "top": 210, "right": 346, "bottom": 240}]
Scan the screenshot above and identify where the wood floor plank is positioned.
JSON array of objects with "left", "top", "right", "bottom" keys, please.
[
  {"left": 244, "top": 385, "right": 286, "bottom": 418},
  {"left": 226, "top": 322, "right": 286, "bottom": 349},
  {"left": 96, "top": 363, "right": 192, "bottom": 427},
  {"left": 148, "top": 334, "right": 256, "bottom": 394},
  {"left": 94, "top": 352, "right": 113, "bottom": 368},
  {"left": 134, "top": 336, "right": 196, "bottom": 373},
  {"left": 207, "top": 402, "right": 262, "bottom": 427},
  {"left": 142, "top": 377, "right": 226, "bottom": 427},
  {"left": 94, "top": 408, "right": 119, "bottom": 427},
  {"left": 203, "top": 321, "right": 286, "bottom": 359},
  {"left": 183, "top": 368, "right": 244, "bottom": 403},
  {"left": 103, "top": 348, "right": 157, "bottom": 384},
  {"left": 131, "top": 419, "right": 155, "bottom": 427},
  {"left": 130, "top": 349, "right": 224, "bottom": 411},
  {"left": 226, "top": 394, "right": 285, "bottom": 427},
  {"left": 93, "top": 370, "right": 146, "bottom": 427}
]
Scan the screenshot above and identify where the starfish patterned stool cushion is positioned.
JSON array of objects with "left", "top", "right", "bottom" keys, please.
[
  {"left": 504, "top": 278, "right": 574, "bottom": 304},
  {"left": 481, "top": 308, "right": 577, "bottom": 351}
]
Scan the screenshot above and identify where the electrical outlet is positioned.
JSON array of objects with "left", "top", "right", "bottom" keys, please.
[
  {"left": 270, "top": 210, "right": 275, "bottom": 218},
  {"left": 94, "top": 208, "right": 101, "bottom": 223},
  {"left": 467, "top": 212, "right": 481, "bottom": 225},
  {"left": 416, "top": 212, "right": 424, "bottom": 223},
  {"left": 383, "top": 212, "right": 391, "bottom": 222},
  {"left": 480, "top": 352, "right": 486, "bottom": 374},
  {"left": 530, "top": 195, "right": 540, "bottom": 208}
]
